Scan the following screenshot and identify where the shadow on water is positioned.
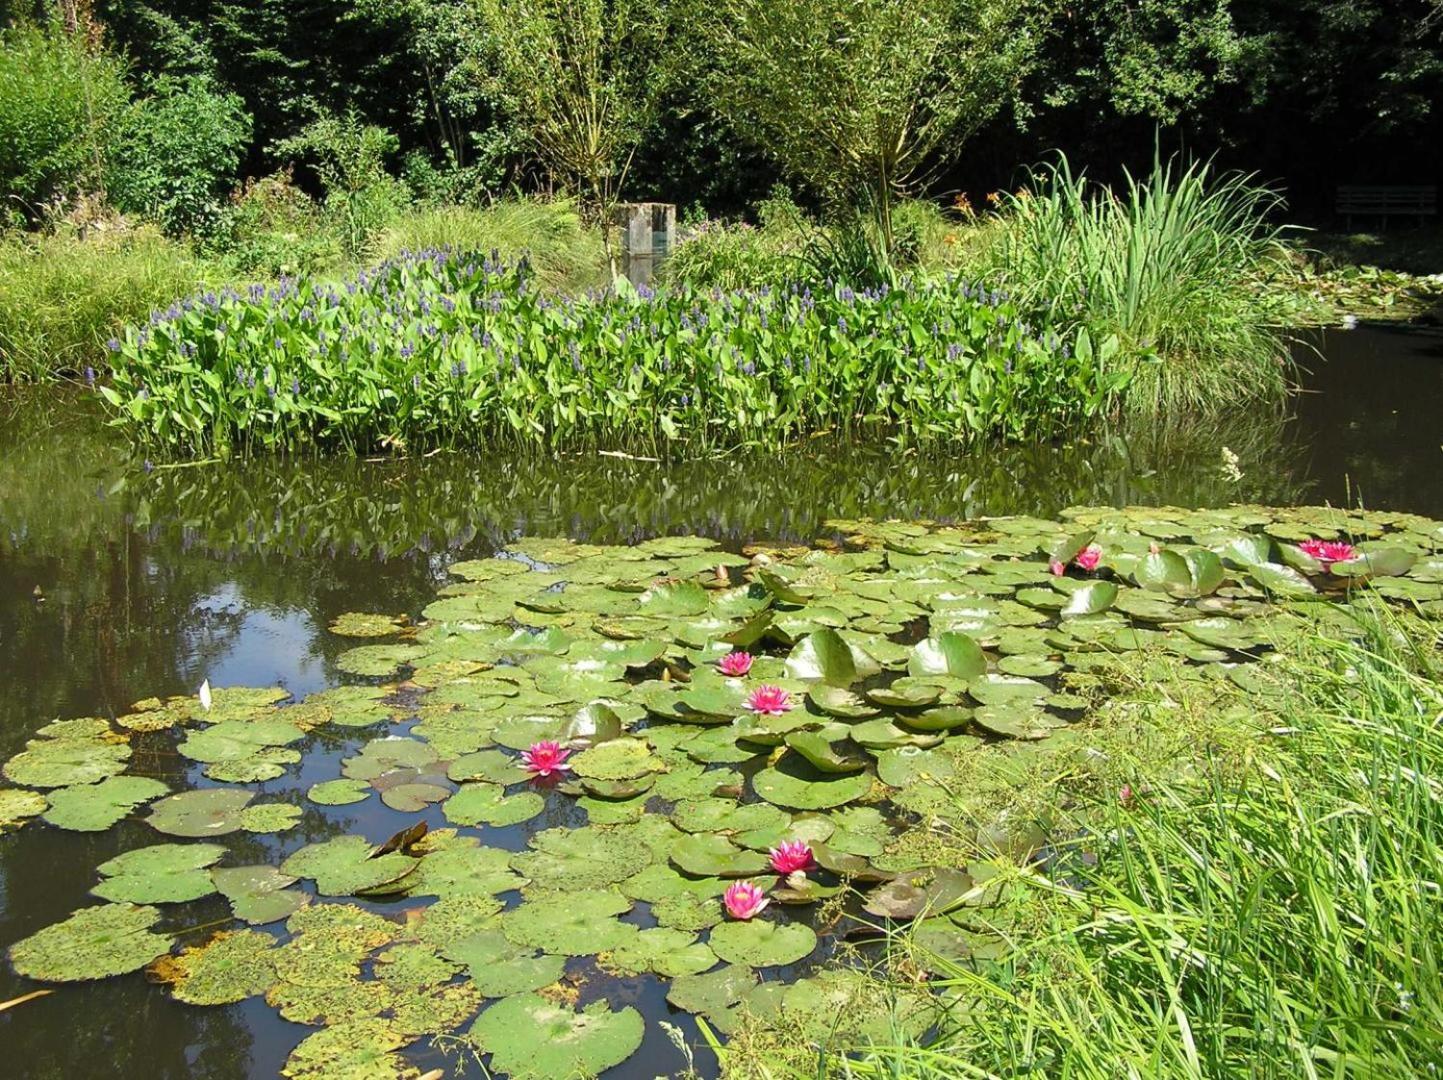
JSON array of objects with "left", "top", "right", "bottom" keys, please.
[{"left": 0, "top": 325, "right": 1439, "bottom": 1077}]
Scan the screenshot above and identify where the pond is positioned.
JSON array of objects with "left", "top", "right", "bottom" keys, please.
[{"left": 0, "top": 324, "right": 1439, "bottom": 1078}]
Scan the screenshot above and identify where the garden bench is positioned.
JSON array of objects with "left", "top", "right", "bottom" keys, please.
[{"left": 1336, "top": 185, "right": 1437, "bottom": 228}]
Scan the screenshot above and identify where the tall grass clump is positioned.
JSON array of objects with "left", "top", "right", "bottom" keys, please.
[
  {"left": 989, "top": 155, "right": 1300, "bottom": 417},
  {"left": 369, "top": 198, "right": 607, "bottom": 293},
  {"left": 100, "top": 251, "right": 1127, "bottom": 455},
  {"left": 0, "top": 224, "right": 210, "bottom": 380},
  {"left": 794, "top": 605, "right": 1443, "bottom": 1079}
]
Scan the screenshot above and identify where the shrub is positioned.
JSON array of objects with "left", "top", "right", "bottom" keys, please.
[
  {"left": 0, "top": 223, "right": 210, "bottom": 380},
  {"left": 0, "top": 25, "right": 128, "bottom": 216},
  {"left": 984, "top": 154, "right": 1300, "bottom": 415},
  {"left": 208, "top": 171, "right": 343, "bottom": 278},
  {"left": 106, "top": 75, "right": 252, "bottom": 238},
  {"left": 100, "top": 252, "right": 1126, "bottom": 454},
  {"left": 369, "top": 198, "right": 607, "bottom": 293},
  {"left": 272, "top": 114, "right": 412, "bottom": 260}
]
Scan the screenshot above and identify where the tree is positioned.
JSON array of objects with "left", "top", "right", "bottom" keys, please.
[
  {"left": 698, "top": 0, "right": 1034, "bottom": 252},
  {"left": 471, "top": 0, "right": 670, "bottom": 212}
]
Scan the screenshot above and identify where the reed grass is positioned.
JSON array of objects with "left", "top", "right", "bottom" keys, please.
[{"left": 988, "top": 155, "right": 1303, "bottom": 417}]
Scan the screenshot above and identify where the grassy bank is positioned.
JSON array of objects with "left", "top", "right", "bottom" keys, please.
[
  {"left": 0, "top": 197, "right": 610, "bottom": 382},
  {"left": 102, "top": 252, "right": 1126, "bottom": 455},
  {"left": 719, "top": 602, "right": 1443, "bottom": 1078}
]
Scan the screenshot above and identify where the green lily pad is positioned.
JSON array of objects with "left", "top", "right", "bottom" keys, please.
[
  {"left": 146, "top": 788, "right": 253, "bottom": 837},
  {"left": 753, "top": 756, "right": 874, "bottom": 810},
  {"left": 443, "top": 782, "right": 544, "bottom": 827},
  {"left": 0, "top": 787, "right": 47, "bottom": 830},
  {"left": 444, "top": 928, "right": 566, "bottom": 996},
  {"left": 607, "top": 926, "right": 718, "bottom": 977},
  {"left": 448, "top": 748, "right": 531, "bottom": 785},
  {"left": 510, "top": 825, "right": 653, "bottom": 891},
  {"left": 708, "top": 918, "right": 817, "bottom": 967},
  {"left": 41, "top": 775, "right": 168, "bottom": 831},
  {"left": 239, "top": 802, "right": 304, "bottom": 833},
  {"left": 212, "top": 865, "right": 309, "bottom": 925},
  {"left": 328, "top": 612, "right": 406, "bottom": 638},
  {"left": 94, "top": 842, "right": 225, "bottom": 904},
  {"left": 469, "top": 993, "right": 645, "bottom": 1080},
  {"left": 2, "top": 736, "right": 131, "bottom": 789},
  {"left": 785, "top": 730, "right": 868, "bottom": 774},
  {"left": 281, "top": 1019, "right": 412, "bottom": 1080},
  {"left": 280, "top": 836, "right": 419, "bottom": 896},
  {"left": 570, "top": 737, "right": 664, "bottom": 781},
  {"left": 876, "top": 746, "right": 957, "bottom": 788},
  {"left": 307, "top": 778, "right": 372, "bottom": 806},
  {"left": 158, "top": 929, "right": 277, "bottom": 1004},
  {"left": 671, "top": 833, "right": 772, "bottom": 877},
  {"left": 667, "top": 962, "right": 758, "bottom": 1019},
  {"left": 862, "top": 867, "right": 973, "bottom": 919},
  {"left": 502, "top": 889, "right": 637, "bottom": 955},
  {"left": 1247, "top": 562, "right": 1317, "bottom": 597},
  {"left": 8, "top": 903, "right": 174, "bottom": 982},
  {"left": 908, "top": 632, "right": 986, "bottom": 679},
  {"left": 1061, "top": 580, "right": 1118, "bottom": 615},
  {"left": 786, "top": 628, "right": 875, "bottom": 685}
]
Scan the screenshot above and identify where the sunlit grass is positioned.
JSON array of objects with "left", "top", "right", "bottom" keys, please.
[{"left": 719, "top": 604, "right": 1443, "bottom": 1078}]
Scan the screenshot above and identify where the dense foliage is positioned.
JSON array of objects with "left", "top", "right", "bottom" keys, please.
[{"left": 101, "top": 251, "right": 1125, "bottom": 453}]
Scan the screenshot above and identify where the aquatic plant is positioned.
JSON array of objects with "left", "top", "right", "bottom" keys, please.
[
  {"left": 1298, "top": 537, "right": 1355, "bottom": 564},
  {"left": 718, "top": 651, "right": 754, "bottom": 677},
  {"left": 746, "top": 686, "right": 793, "bottom": 715},
  {"left": 99, "top": 249, "right": 1124, "bottom": 454},
  {"left": 987, "top": 154, "right": 1301, "bottom": 416},
  {"left": 1, "top": 505, "right": 1435, "bottom": 1077},
  {"left": 723, "top": 881, "right": 770, "bottom": 920},
  {"left": 768, "top": 840, "right": 815, "bottom": 875},
  {"left": 519, "top": 740, "right": 571, "bottom": 777}
]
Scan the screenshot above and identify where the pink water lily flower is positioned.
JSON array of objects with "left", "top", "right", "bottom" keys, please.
[
  {"left": 769, "top": 840, "right": 815, "bottom": 874},
  {"left": 746, "top": 685, "right": 793, "bottom": 715},
  {"left": 1048, "top": 559, "right": 1065, "bottom": 576},
  {"left": 1073, "top": 544, "right": 1103, "bottom": 572},
  {"left": 1299, "top": 539, "right": 1356, "bottom": 566},
  {"left": 718, "top": 651, "right": 754, "bottom": 677},
  {"left": 724, "top": 880, "right": 770, "bottom": 920},
  {"left": 521, "top": 740, "right": 571, "bottom": 777}
]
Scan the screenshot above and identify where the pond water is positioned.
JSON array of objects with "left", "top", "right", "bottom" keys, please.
[{"left": 0, "top": 324, "right": 1439, "bottom": 1078}]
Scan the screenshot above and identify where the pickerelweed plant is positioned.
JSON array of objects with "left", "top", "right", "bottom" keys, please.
[{"left": 99, "top": 249, "right": 1126, "bottom": 455}]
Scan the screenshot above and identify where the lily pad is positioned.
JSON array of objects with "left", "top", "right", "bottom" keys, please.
[
  {"left": 671, "top": 833, "right": 771, "bottom": 877},
  {"left": 908, "top": 633, "right": 986, "bottom": 679},
  {"left": 281, "top": 836, "right": 419, "bottom": 896},
  {"left": 212, "top": 865, "right": 309, "bottom": 925},
  {"left": 154, "top": 929, "right": 277, "bottom": 1004},
  {"left": 328, "top": 612, "right": 406, "bottom": 638},
  {"left": 708, "top": 919, "right": 817, "bottom": 967},
  {"left": 443, "top": 928, "right": 566, "bottom": 996},
  {"left": 469, "top": 993, "right": 645, "bottom": 1080},
  {"left": 607, "top": 926, "right": 718, "bottom": 977},
  {"left": 501, "top": 889, "right": 637, "bottom": 955},
  {"left": 146, "top": 788, "right": 253, "bottom": 837},
  {"left": 307, "top": 778, "right": 372, "bottom": 806},
  {"left": 9, "top": 903, "right": 174, "bottom": 982},
  {"left": 0, "top": 787, "right": 47, "bottom": 830},
  {"left": 94, "top": 842, "right": 226, "bottom": 904},
  {"left": 509, "top": 826, "right": 652, "bottom": 891},
  {"left": 239, "top": 802, "right": 304, "bottom": 833},
  {"left": 570, "top": 737, "right": 664, "bottom": 781},
  {"left": 281, "top": 1019, "right": 413, "bottom": 1080},
  {"left": 2, "top": 736, "right": 131, "bottom": 789},
  {"left": 41, "top": 775, "right": 168, "bottom": 832},
  {"left": 753, "top": 756, "right": 874, "bottom": 810},
  {"left": 443, "top": 782, "right": 544, "bottom": 827}
]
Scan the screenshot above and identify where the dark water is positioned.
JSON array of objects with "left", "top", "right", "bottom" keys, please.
[{"left": 0, "top": 325, "right": 1439, "bottom": 1078}]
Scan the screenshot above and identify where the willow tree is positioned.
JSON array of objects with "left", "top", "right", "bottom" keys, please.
[
  {"left": 472, "top": 0, "right": 668, "bottom": 213},
  {"left": 700, "top": 0, "right": 1034, "bottom": 252}
]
